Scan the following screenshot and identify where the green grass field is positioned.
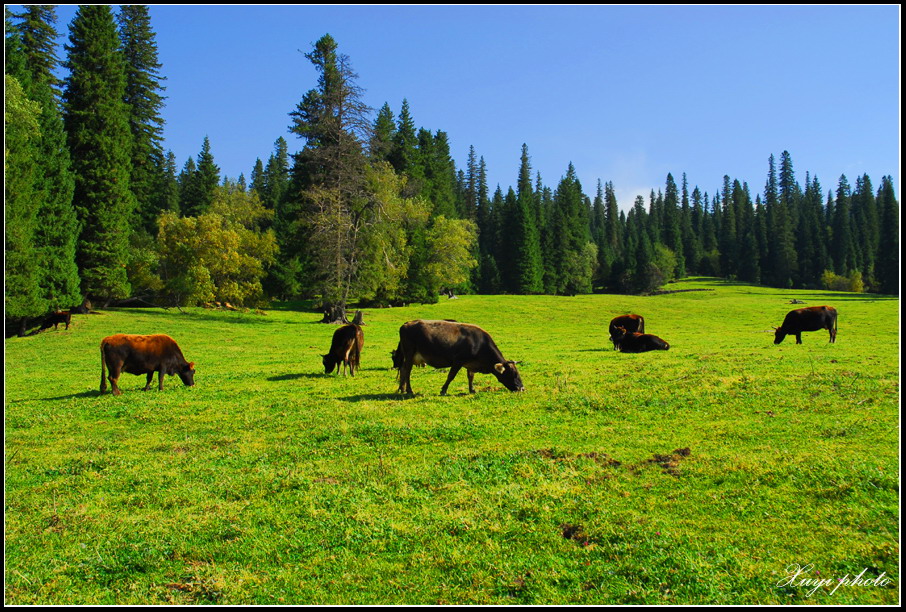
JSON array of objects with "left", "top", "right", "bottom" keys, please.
[{"left": 4, "top": 278, "right": 899, "bottom": 604}]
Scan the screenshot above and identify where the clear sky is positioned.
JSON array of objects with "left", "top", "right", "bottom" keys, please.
[{"left": 33, "top": 4, "right": 901, "bottom": 209}]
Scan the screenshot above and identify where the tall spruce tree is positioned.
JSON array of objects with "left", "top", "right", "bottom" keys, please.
[
  {"left": 512, "top": 144, "right": 543, "bottom": 293},
  {"left": 117, "top": 4, "right": 167, "bottom": 235},
  {"left": 5, "top": 73, "right": 48, "bottom": 334},
  {"left": 830, "top": 175, "right": 856, "bottom": 275},
  {"left": 369, "top": 102, "right": 395, "bottom": 163},
  {"left": 875, "top": 176, "right": 899, "bottom": 295},
  {"left": 9, "top": 5, "right": 81, "bottom": 311},
  {"left": 288, "top": 33, "right": 373, "bottom": 318},
  {"left": 63, "top": 4, "right": 136, "bottom": 301}
]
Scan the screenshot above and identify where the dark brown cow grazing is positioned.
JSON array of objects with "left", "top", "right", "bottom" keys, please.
[
  {"left": 100, "top": 334, "right": 195, "bottom": 396},
  {"left": 323, "top": 324, "right": 364, "bottom": 376},
  {"left": 40, "top": 310, "right": 72, "bottom": 331},
  {"left": 611, "top": 326, "right": 670, "bottom": 353},
  {"left": 396, "top": 319, "right": 525, "bottom": 395},
  {"left": 608, "top": 314, "right": 645, "bottom": 350},
  {"left": 774, "top": 305, "right": 838, "bottom": 344}
]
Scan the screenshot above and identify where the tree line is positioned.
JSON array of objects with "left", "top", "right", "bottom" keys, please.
[{"left": 5, "top": 7, "right": 899, "bottom": 335}]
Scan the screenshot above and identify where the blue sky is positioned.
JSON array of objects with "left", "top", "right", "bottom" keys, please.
[{"left": 33, "top": 4, "right": 901, "bottom": 208}]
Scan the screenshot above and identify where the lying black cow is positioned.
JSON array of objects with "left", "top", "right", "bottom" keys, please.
[
  {"left": 395, "top": 319, "right": 525, "bottom": 395},
  {"left": 100, "top": 334, "right": 195, "bottom": 395},
  {"left": 40, "top": 310, "right": 72, "bottom": 331},
  {"left": 608, "top": 314, "right": 644, "bottom": 350},
  {"left": 323, "top": 324, "right": 364, "bottom": 376},
  {"left": 773, "top": 305, "right": 838, "bottom": 344},
  {"left": 611, "top": 326, "right": 670, "bottom": 353}
]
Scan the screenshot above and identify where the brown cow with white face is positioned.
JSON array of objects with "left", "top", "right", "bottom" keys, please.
[
  {"left": 100, "top": 334, "right": 195, "bottom": 395},
  {"left": 395, "top": 319, "right": 525, "bottom": 396}
]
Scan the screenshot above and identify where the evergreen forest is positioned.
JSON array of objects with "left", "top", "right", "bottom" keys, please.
[{"left": 5, "top": 7, "right": 900, "bottom": 335}]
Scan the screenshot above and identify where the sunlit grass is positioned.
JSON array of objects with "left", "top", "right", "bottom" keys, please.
[{"left": 4, "top": 278, "right": 899, "bottom": 604}]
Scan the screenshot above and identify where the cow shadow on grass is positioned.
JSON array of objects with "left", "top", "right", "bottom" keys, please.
[
  {"left": 338, "top": 393, "right": 416, "bottom": 402},
  {"left": 267, "top": 372, "right": 328, "bottom": 381},
  {"left": 29, "top": 390, "right": 105, "bottom": 402}
]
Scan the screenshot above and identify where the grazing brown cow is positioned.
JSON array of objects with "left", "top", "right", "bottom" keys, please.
[
  {"left": 323, "top": 324, "right": 364, "bottom": 376},
  {"left": 100, "top": 334, "right": 195, "bottom": 395},
  {"left": 611, "top": 326, "right": 670, "bottom": 353},
  {"left": 396, "top": 319, "right": 525, "bottom": 395},
  {"left": 774, "top": 305, "right": 838, "bottom": 344},
  {"left": 40, "top": 310, "right": 72, "bottom": 331},
  {"left": 608, "top": 314, "right": 645, "bottom": 350}
]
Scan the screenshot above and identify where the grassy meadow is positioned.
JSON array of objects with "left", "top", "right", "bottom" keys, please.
[{"left": 4, "top": 277, "right": 900, "bottom": 604}]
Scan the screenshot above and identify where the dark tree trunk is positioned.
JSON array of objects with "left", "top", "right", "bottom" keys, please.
[{"left": 321, "top": 304, "right": 349, "bottom": 324}]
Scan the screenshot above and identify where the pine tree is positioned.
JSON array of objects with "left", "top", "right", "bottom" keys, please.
[
  {"left": 418, "top": 130, "right": 458, "bottom": 219},
  {"left": 663, "top": 173, "right": 685, "bottom": 278},
  {"left": 5, "top": 73, "right": 49, "bottom": 333},
  {"left": 369, "top": 102, "right": 395, "bottom": 163},
  {"left": 851, "top": 174, "right": 879, "bottom": 284},
  {"left": 10, "top": 5, "right": 82, "bottom": 311},
  {"left": 63, "top": 5, "right": 136, "bottom": 301},
  {"left": 389, "top": 98, "right": 418, "bottom": 180},
  {"left": 875, "top": 176, "right": 899, "bottom": 295},
  {"left": 185, "top": 136, "right": 220, "bottom": 217},
  {"left": 764, "top": 154, "right": 797, "bottom": 287},
  {"left": 262, "top": 136, "right": 290, "bottom": 213},
  {"left": 831, "top": 175, "right": 856, "bottom": 275},
  {"left": 510, "top": 145, "right": 544, "bottom": 293},
  {"left": 158, "top": 151, "right": 180, "bottom": 215},
  {"left": 177, "top": 156, "right": 198, "bottom": 216},
  {"left": 117, "top": 4, "right": 167, "bottom": 235},
  {"left": 288, "top": 33, "right": 373, "bottom": 317}
]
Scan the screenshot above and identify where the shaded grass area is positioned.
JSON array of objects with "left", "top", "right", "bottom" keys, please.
[{"left": 5, "top": 278, "right": 900, "bottom": 604}]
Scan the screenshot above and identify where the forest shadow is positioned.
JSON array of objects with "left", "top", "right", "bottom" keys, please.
[{"left": 105, "top": 307, "right": 280, "bottom": 325}]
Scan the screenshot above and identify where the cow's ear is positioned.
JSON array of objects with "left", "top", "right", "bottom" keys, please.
[
  {"left": 494, "top": 363, "right": 506, "bottom": 374},
  {"left": 188, "top": 362, "right": 195, "bottom": 370}
]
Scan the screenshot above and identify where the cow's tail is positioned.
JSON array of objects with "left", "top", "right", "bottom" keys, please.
[{"left": 99, "top": 341, "right": 107, "bottom": 392}]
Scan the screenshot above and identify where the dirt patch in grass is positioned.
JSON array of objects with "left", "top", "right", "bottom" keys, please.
[{"left": 644, "top": 447, "right": 691, "bottom": 477}]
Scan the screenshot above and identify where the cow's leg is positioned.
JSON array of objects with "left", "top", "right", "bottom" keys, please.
[
  {"left": 796, "top": 333, "right": 802, "bottom": 344},
  {"left": 158, "top": 368, "right": 165, "bottom": 391},
  {"left": 398, "top": 363, "right": 411, "bottom": 394},
  {"left": 108, "top": 365, "right": 123, "bottom": 396},
  {"left": 829, "top": 327, "right": 837, "bottom": 343},
  {"left": 143, "top": 372, "right": 154, "bottom": 391},
  {"left": 467, "top": 370, "right": 476, "bottom": 394},
  {"left": 440, "top": 366, "right": 461, "bottom": 396}
]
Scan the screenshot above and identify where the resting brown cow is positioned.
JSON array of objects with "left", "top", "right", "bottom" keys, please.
[
  {"left": 774, "top": 305, "right": 838, "bottom": 344},
  {"left": 323, "top": 324, "right": 364, "bottom": 376},
  {"left": 610, "top": 326, "right": 670, "bottom": 353},
  {"left": 396, "top": 319, "right": 524, "bottom": 395},
  {"left": 40, "top": 310, "right": 72, "bottom": 331},
  {"left": 608, "top": 314, "right": 644, "bottom": 350},
  {"left": 100, "top": 334, "right": 195, "bottom": 395}
]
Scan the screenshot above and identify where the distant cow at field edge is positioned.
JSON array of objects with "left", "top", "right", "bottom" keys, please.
[
  {"left": 100, "top": 334, "right": 196, "bottom": 395},
  {"left": 608, "top": 314, "right": 645, "bottom": 350},
  {"left": 773, "top": 305, "right": 838, "bottom": 344},
  {"left": 395, "top": 319, "right": 525, "bottom": 395},
  {"left": 611, "top": 326, "right": 670, "bottom": 353},
  {"left": 323, "top": 324, "right": 364, "bottom": 376},
  {"left": 40, "top": 310, "right": 72, "bottom": 331}
]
